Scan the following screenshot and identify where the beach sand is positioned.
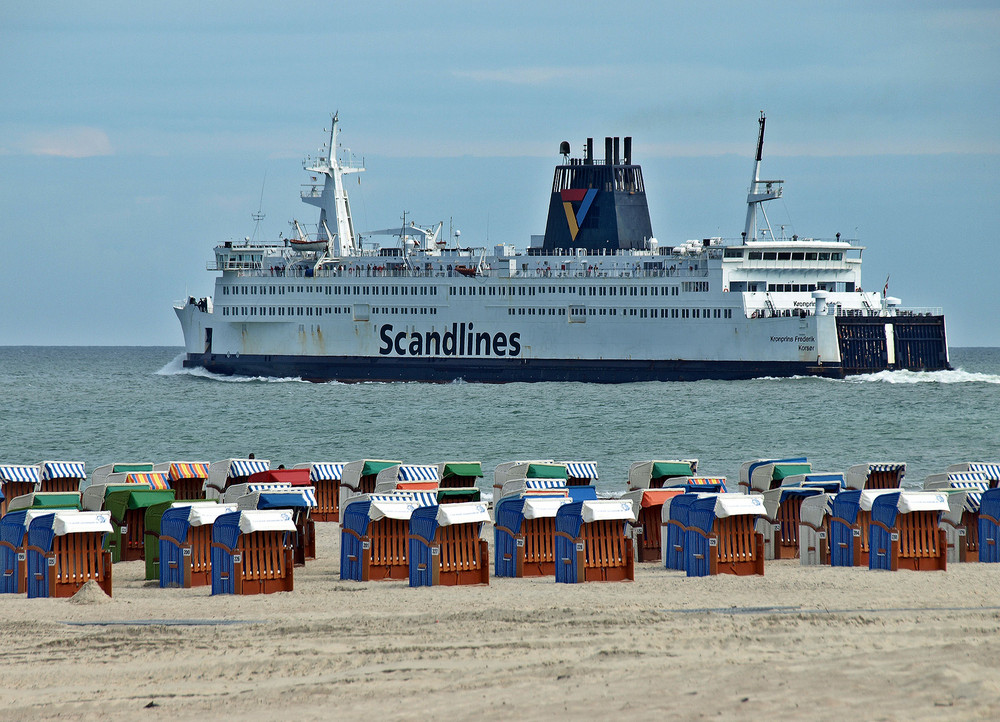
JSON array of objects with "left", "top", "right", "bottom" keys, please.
[{"left": 2, "top": 522, "right": 999, "bottom": 721}]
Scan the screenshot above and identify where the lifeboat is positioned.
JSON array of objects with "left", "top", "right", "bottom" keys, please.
[{"left": 289, "top": 238, "right": 328, "bottom": 253}]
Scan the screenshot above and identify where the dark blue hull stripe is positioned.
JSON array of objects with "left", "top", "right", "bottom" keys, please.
[{"left": 184, "top": 354, "right": 845, "bottom": 383}]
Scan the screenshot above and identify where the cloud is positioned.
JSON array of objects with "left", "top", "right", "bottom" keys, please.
[{"left": 20, "top": 127, "right": 113, "bottom": 158}]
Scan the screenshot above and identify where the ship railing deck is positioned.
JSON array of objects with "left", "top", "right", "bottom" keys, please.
[
  {"left": 216, "top": 266, "right": 713, "bottom": 280},
  {"left": 749, "top": 307, "right": 944, "bottom": 320}
]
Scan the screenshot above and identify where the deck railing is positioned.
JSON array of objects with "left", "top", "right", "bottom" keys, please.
[{"left": 209, "top": 264, "right": 712, "bottom": 280}]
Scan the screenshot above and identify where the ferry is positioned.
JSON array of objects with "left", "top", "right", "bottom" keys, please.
[{"left": 175, "top": 113, "right": 949, "bottom": 382}]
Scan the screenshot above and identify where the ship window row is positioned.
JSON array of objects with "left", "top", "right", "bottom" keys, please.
[
  {"left": 767, "top": 283, "right": 818, "bottom": 292},
  {"left": 447, "top": 285, "right": 683, "bottom": 298},
  {"left": 746, "top": 251, "right": 843, "bottom": 261},
  {"left": 551, "top": 166, "right": 645, "bottom": 193},
  {"left": 221, "top": 285, "right": 439, "bottom": 297},
  {"left": 508, "top": 308, "right": 567, "bottom": 317},
  {"left": 221, "top": 306, "right": 439, "bottom": 318},
  {"left": 578, "top": 285, "right": 681, "bottom": 297},
  {"left": 506, "top": 307, "right": 734, "bottom": 319},
  {"left": 222, "top": 306, "right": 347, "bottom": 317},
  {"left": 371, "top": 308, "right": 438, "bottom": 316}
]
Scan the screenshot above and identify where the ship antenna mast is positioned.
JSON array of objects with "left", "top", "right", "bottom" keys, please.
[
  {"left": 743, "top": 112, "right": 783, "bottom": 242},
  {"left": 301, "top": 111, "right": 365, "bottom": 258},
  {"left": 250, "top": 171, "right": 266, "bottom": 243}
]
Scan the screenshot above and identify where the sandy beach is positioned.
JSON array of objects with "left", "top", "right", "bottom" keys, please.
[{"left": 2, "top": 521, "right": 999, "bottom": 721}]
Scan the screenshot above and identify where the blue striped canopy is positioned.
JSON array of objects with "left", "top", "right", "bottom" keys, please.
[
  {"left": 525, "top": 479, "right": 567, "bottom": 490},
  {"left": 256, "top": 488, "right": 317, "bottom": 509},
  {"left": 398, "top": 465, "right": 439, "bottom": 481},
  {"left": 967, "top": 463, "right": 1000, "bottom": 478},
  {"left": 40, "top": 461, "right": 85, "bottom": 481},
  {"left": 948, "top": 472, "right": 991, "bottom": 483},
  {"left": 946, "top": 480, "right": 990, "bottom": 513},
  {"left": 228, "top": 459, "right": 269, "bottom": 478},
  {"left": 0, "top": 465, "right": 40, "bottom": 483},
  {"left": 565, "top": 462, "right": 598, "bottom": 480},
  {"left": 310, "top": 463, "right": 344, "bottom": 481}
]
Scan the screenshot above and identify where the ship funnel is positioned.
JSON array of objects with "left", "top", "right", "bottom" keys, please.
[
  {"left": 624, "top": 137, "right": 632, "bottom": 165},
  {"left": 586, "top": 137, "right": 593, "bottom": 165},
  {"left": 613, "top": 137, "right": 620, "bottom": 165},
  {"left": 605, "top": 137, "right": 613, "bottom": 166},
  {"left": 812, "top": 290, "right": 829, "bottom": 316}
]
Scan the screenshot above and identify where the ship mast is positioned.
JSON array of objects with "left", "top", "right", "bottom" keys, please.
[
  {"left": 743, "top": 112, "right": 783, "bottom": 242},
  {"left": 301, "top": 112, "right": 365, "bottom": 258}
]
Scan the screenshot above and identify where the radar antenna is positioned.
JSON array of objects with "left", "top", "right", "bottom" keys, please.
[{"left": 250, "top": 171, "right": 266, "bottom": 242}]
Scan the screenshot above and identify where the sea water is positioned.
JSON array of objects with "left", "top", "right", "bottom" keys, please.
[{"left": 0, "top": 346, "right": 997, "bottom": 494}]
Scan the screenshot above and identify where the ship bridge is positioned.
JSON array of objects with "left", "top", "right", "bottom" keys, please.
[{"left": 719, "top": 238, "right": 863, "bottom": 294}]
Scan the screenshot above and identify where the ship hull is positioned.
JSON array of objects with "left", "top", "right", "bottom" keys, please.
[{"left": 183, "top": 352, "right": 845, "bottom": 383}]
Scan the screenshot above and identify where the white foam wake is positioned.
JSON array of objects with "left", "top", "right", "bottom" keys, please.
[
  {"left": 155, "top": 354, "right": 187, "bottom": 375},
  {"left": 846, "top": 368, "right": 1000, "bottom": 385},
  {"left": 154, "top": 354, "right": 310, "bottom": 384}
]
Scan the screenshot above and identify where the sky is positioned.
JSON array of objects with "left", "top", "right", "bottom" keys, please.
[{"left": 1, "top": 2, "right": 998, "bottom": 346}]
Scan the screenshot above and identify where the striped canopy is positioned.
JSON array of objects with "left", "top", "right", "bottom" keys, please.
[
  {"left": 688, "top": 477, "right": 727, "bottom": 491},
  {"left": 367, "top": 491, "right": 438, "bottom": 521},
  {"left": 168, "top": 462, "right": 210, "bottom": 481},
  {"left": 228, "top": 459, "right": 270, "bottom": 478},
  {"left": 236, "top": 488, "right": 316, "bottom": 511},
  {"left": 126, "top": 472, "right": 170, "bottom": 490},
  {"left": 40, "top": 461, "right": 85, "bottom": 481},
  {"left": 947, "top": 480, "right": 990, "bottom": 513},
  {"left": 565, "top": 462, "right": 598, "bottom": 480},
  {"left": 965, "top": 493, "right": 985, "bottom": 513},
  {"left": 948, "top": 472, "right": 991, "bottom": 483},
  {"left": 398, "top": 465, "right": 440, "bottom": 481},
  {"left": 310, "top": 463, "right": 344, "bottom": 481},
  {"left": 870, "top": 463, "right": 905, "bottom": 473},
  {"left": 967, "top": 463, "right": 1000, "bottom": 479},
  {"left": 369, "top": 491, "right": 438, "bottom": 506},
  {"left": 0, "top": 465, "right": 40, "bottom": 483},
  {"left": 247, "top": 482, "right": 293, "bottom": 493},
  {"left": 525, "top": 479, "right": 567, "bottom": 490},
  {"left": 258, "top": 487, "right": 317, "bottom": 509}
]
